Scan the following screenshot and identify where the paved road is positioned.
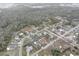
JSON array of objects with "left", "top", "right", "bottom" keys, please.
[
  {"left": 31, "top": 38, "right": 60, "bottom": 56},
  {"left": 19, "top": 36, "right": 32, "bottom": 56},
  {"left": 31, "top": 24, "right": 79, "bottom": 56},
  {"left": 19, "top": 19, "right": 79, "bottom": 56},
  {"left": 46, "top": 29, "right": 79, "bottom": 47},
  {"left": 18, "top": 20, "right": 62, "bottom": 56}
]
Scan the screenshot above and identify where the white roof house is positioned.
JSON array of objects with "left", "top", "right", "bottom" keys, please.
[
  {"left": 75, "top": 33, "right": 79, "bottom": 37},
  {"left": 19, "top": 33, "right": 24, "bottom": 36},
  {"left": 58, "top": 28, "right": 65, "bottom": 35},
  {"left": 76, "top": 33, "right": 78, "bottom": 35},
  {"left": 15, "top": 36, "right": 19, "bottom": 40},
  {"left": 26, "top": 46, "right": 33, "bottom": 52},
  {"left": 7, "top": 47, "right": 10, "bottom": 50},
  {"left": 59, "top": 28, "right": 64, "bottom": 32},
  {"left": 73, "top": 35, "right": 76, "bottom": 38},
  {"left": 34, "top": 42, "right": 37, "bottom": 45},
  {"left": 43, "top": 32, "right": 47, "bottom": 35},
  {"left": 70, "top": 53, "right": 74, "bottom": 56},
  {"left": 55, "top": 16, "right": 62, "bottom": 20},
  {"left": 59, "top": 46, "right": 62, "bottom": 49}
]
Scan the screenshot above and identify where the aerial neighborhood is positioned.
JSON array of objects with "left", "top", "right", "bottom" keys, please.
[
  {"left": 0, "top": 3, "right": 79, "bottom": 56},
  {"left": 6, "top": 16, "right": 79, "bottom": 56}
]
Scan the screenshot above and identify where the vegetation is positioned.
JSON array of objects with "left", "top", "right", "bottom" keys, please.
[
  {"left": 0, "top": 3, "right": 79, "bottom": 54},
  {"left": 51, "top": 49, "right": 62, "bottom": 56}
]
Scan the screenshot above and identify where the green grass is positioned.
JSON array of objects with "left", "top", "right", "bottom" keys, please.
[{"left": 51, "top": 49, "right": 62, "bottom": 56}]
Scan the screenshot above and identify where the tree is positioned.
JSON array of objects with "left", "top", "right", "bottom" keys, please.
[{"left": 51, "top": 49, "right": 62, "bottom": 56}]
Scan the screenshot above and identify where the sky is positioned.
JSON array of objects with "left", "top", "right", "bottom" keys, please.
[
  {"left": 0, "top": 0, "right": 79, "bottom": 3},
  {"left": 0, "top": 0, "right": 79, "bottom": 8},
  {"left": 0, "top": 3, "right": 14, "bottom": 8}
]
